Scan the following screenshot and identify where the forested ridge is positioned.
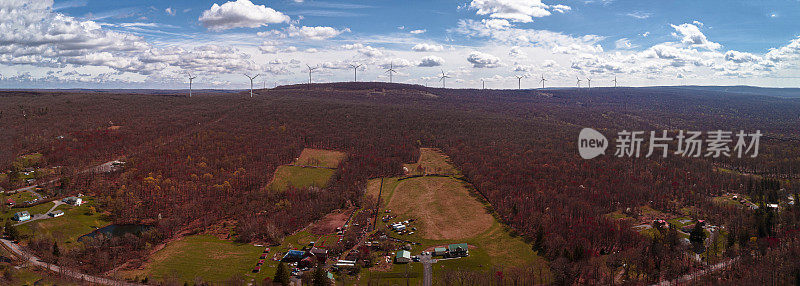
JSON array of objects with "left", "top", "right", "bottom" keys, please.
[{"left": 1, "top": 83, "right": 799, "bottom": 283}]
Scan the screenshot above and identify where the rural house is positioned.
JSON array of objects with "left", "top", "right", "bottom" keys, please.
[
  {"left": 281, "top": 250, "right": 307, "bottom": 263},
  {"left": 447, "top": 243, "right": 469, "bottom": 257},
  {"left": 14, "top": 211, "right": 31, "bottom": 221}
]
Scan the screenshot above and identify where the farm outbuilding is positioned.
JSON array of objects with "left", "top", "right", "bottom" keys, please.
[
  {"left": 395, "top": 250, "right": 411, "bottom": 263},
  {"left": 49, "top": 210, "right": 64, "bottom": 217},
  {"left": 433, "top": 247, "right": 447, "bottom": 256}
]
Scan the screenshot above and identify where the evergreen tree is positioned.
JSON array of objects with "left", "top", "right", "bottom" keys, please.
[
  {"left": 689, "top": 222, "right": 706, "bottom": 253},
  {"left": 273, "top": 262, "right": 290, "bottom": 286},
  {"left": 312, "top": 266, "right": 328, "bottom": 286},
  {"left": 52, "top": 242, "right": 60, "bottom": 259},
  {"left": 4, "top": 220, "right": 18, "bottom": 241}
]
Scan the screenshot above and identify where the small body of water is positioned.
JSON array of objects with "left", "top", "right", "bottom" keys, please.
[{"left": 78, "top": 224, "right": 151, "bottom": 241}]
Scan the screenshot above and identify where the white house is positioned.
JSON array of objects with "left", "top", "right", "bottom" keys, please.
[
  {"left": 14, "top": 211, "right": 31, "bottom": 221},
  {"left": 63, "top": 196, "right": 83, "bottom": 206}
]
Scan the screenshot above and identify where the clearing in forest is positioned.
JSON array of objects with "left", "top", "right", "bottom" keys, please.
[
  {"left": 295, "top": 148, "right": 346, "bottom": 168},
  {"left": 365, "top": 148, "right": 549, "bottom": 281},
  {"left": 267, "top": 148, "right": 344, "bottom": 192},
  {"left": 402, "top": 148, "right": 459, "bottom": 176}
]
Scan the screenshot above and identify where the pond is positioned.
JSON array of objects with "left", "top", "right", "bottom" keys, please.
[{"left": 78, "top": 224, "right": 152, "bottom": 242}]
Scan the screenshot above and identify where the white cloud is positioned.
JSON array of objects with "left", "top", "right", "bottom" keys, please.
[
  {"left": 418, "top": 56, "right": 444, "bottom": 67},
  {"left": 165, "top": 7, "right": 175, "bottom": 16},
  {"left": 509, "top": 46, "right": 527, "bottom": 59},
  {"left": 551, "top": 5, "right": 571, "bottom": 13},
  {"left": 469, "top": 0, "right": 563, "bottom": 23},
  {"left": 626, "top": 11, "right": 651, "bottom": 19},
  {"left": 410, "top": 29, "right": 426, "bottom": 34},
  {"left": 199, "top": 0, "right": 290, "bottom": 31},
  {"left": 467, "top": 51, "right": 502, "bottom": 68},
  {"left": 614, "top": 38, "right": 637, "bottom": 50},
  {"left": 412, "top": 43, "right": 444, "bottom": 52},
  {"left": 287, "top": 25, "right": 349, "bottom": 40},
  {"left": 670, "top": 23, "right": 721, "bottom": 50}
]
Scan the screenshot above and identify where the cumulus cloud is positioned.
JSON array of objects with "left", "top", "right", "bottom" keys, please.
[
  {"left": 165, "top": 7, "right": 175, "bottom": 15},
  {"left": 670, "top": 23, "right": 721, "bottom": 50},
  {"left": 468, "top": 0, "right": 569, "bottom": 23},
  {"left": 412, "top": 43, "right": 444, "bottom": 52},
  {"left": 287, "top": 25, "right": 349, "bottom": 40},
  {"left": 418, "top": 56, "right": 445, "bottom": 67},
  {"left": 199, "top": 0, "right": 290, "bottom": 31},
  {"left": 467, "top": 51, "right": 502, "bottom": 68},
  {"left": 410, "top": 29, "right": 426, "bottom": 34}
]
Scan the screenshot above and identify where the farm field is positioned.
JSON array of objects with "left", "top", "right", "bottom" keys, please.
[
  {"left": 119, "top": 230, "right": 327, "bottom": 284},
  {"left": 402, "top": 148, "right": 459, "bottom": 176},
  {"left": 267, "top": 148, "right": 344, "bottom": 192},
  {"left": 363, "top": 148, "right": 550, "bottom": 282}
]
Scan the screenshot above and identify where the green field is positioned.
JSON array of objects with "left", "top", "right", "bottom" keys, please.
[
  {"left": 120, "top": 231, "right": 321, "bottom": 284},
  {"left": 6, "top": 191, "right": 36, "bottom": 203},
  {"left": 8, "top": 197, "right": 111, "bottom": 248},
  {"left": 268, "top": 165, "right": 336, "bottom": 192}
]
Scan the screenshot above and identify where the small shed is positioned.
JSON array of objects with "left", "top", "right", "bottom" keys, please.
[
  {"left": 433, "top": 247, "right": 447, "bottom": 256},
  {"left": 49, "top": 210, "right": 64, "bottom": 217},
  {"left": 395, "top": 250, "right": 411, "bottom": 263}
]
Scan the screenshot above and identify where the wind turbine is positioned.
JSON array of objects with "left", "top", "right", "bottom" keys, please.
[
  {"left": 515, "top": 75, "right": 524, "bottom": 90},
  {"left": 539, "top": 74, "right": 547, "bottom": 89},
  {"left": 186, "top": 72, "right": 197, "bottom": 98},
  {"left": 587, "top": 77, "right": 592, "bottom": 88},
  {"left": 613, "top": 76, "right": 618, "bottom": 88},
  {"left": 244, "top": 74, "right": 259, "bottom": 98},
  {"left": 385, "top": 62, "right": 397, "bottom": 83},
  {"left": 481, "top": 79, "right": 485, "bottom": 89},
  {"left": 306, "top": 64, "right": 318, "bottom": 84},
  {"left": 349, "top": 63, "right": 363, "bottom": 82},
  {"left": 439, "top": 70, "right": 450, "bottom": 88},
  {"left": 576, "top": 76, "right": 582, "bottom": 88}
]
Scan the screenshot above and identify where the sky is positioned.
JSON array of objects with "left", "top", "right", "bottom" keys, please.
[{"left": 0, "top": 0, "right": 799, "bottom": 89}]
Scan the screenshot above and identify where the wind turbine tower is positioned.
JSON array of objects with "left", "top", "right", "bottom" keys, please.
[
  {"left": 439, "top": 70, "right": 450, "bottom": 88},
  {"left": 481, "top": 79, "right": 485, "bottom": 89},
  {"left": 385, "top": 63, "right": 397, "bottom": 83},
  {"left": 187, "top": 72, "right": 197, "bottom": 98},
  {"left": 576, "top": 76, "right": 582, "bottom": 88},
  {"left": 516, "top": 75, "right": 524, "bottom": 90},
  {"left": 587, "top": 77, "right": 592, "bottom": 88},
  {"left": 244, "top": 74, "right": 259, "bottom": 98},
  {"left": 349, "top": 63, "right": 363, "bottom": 82},
  {"left": 306, "top": 64, "right": 318, "bottom": 84},
  {"left": 613, "top": 76, "right": 618, "bottom": 88},
  {"left": 539, "top": 74, "right": 547, "bottom": 89}
]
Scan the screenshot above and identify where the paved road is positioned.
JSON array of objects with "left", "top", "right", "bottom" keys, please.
[
  {"left": 1, "top": 238, "right": 142, "bottom": 286},
  {"left": 418, "top": 253, "right": 436, "bottom": 286},
  {"left": 652, "top": 257, "right": 740, "bottom": 286}
]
